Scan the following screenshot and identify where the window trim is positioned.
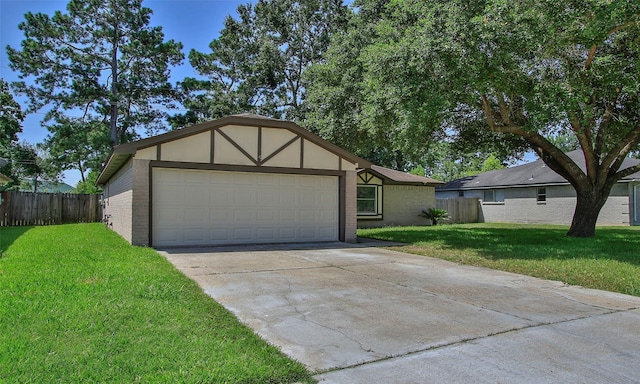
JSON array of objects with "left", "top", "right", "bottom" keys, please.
[
  {"left": 357, "top": 185, "right": 379, "bottom": 216},
  {"left": 483, "top": 190, "right": 498, "bottom": 203},
  {"left": 482, "top": 189, "right": 504, "bottom": 205},
  {"left": 537, "top": 187, "right": 547, "bottom": 204}
]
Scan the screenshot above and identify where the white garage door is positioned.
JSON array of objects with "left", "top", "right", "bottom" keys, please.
[{"left": 152, "top": 168, "right": 339, "bottom": 247}]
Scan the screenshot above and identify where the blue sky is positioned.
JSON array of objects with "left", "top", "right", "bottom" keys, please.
[{"left": 1, "top": 0, "right": 248, "bottom": 185}]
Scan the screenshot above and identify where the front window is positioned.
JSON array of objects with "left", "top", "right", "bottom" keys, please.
[{"left": 357, "top": 185, "right": 378, "bottom": 215}]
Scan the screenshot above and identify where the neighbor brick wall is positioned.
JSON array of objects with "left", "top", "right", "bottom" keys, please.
[{"left": 469, "top": 184, "right": 632, "bottom": 225}]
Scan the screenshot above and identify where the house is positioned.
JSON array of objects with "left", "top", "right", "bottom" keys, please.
[
  {"left": 357, "top": 165, "right": 443, "bottom": 227},
  {"left": 19, "top": 181, "right": 74, "bottom": 193},
  {"left": 96, "top": 114, "right": 375, "bottom": 247},
  {"left": 436, "top": 150, "right": 640, "bottom": 226}
]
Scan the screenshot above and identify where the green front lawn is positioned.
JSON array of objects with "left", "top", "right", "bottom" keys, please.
[
  {"left": 359, "top": 223, "right": 640, "bottom": 297},
  {"left": 0, "top": 224, "right": 313, "bottom": 383}
]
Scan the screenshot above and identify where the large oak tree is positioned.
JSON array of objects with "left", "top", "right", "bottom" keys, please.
[{"left": 307, "top": 0, "right": 640, "bottom": 237}]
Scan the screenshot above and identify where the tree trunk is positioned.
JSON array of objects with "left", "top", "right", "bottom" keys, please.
[{"left": 566, "top": 191, "right": 608, "bottom": 237}]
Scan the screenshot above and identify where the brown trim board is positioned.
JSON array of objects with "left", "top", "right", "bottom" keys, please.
[
  {"left": 150, "top": 161, "right": 346, "bottom": 177},
  {"left": 215, "top": 127, "right": 259, "bottom": 165}
]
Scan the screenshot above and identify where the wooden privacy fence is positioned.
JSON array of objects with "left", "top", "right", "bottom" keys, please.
[
  {"left": 436, "top": 198, "right": 479, "bottom": 224},
  {"left": 0, "top": 191, "right": 102, "bottom": 226}
]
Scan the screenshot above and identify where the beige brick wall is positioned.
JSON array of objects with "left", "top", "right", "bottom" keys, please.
[
  {"left": 344, "top": 170, "right": 358, "bottom": 242},
  {"left": 359, "top": 185, "right": 436, "bottom": 228},
  {"left": 103, "top": 160, "right": 133, "bottom": 243},
  {"left": 131, "top": 159, "right": 151, "bottom": 246}
]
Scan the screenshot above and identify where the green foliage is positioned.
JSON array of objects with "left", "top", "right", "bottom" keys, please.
[
  {"left": 409, "top": 164, "right": 425, "bottom": 176},
  {"left": 420, "top": 208, "right": 449, "bottom": 226},
  {"left": 308, "top": 0, "right": 640, "bottom": 236},
  {"left": 0, "top": 224, "right": 314, "bottom": 383},
  {"left": 7, "top": 0, "right": 184, "bottom": 152},
  {"left": 358, "top": 224, "right": 640, "bottom": 297},
  {"left": 480, "top": 154, "right": 506, "bottom": 173},
  {"left": 0, "top": 142, "right": 60, "bottom": 192},
  {"left": 172, "top": 0, "right": 349, "bottom": 128},
  {"left": 0, "top": 79, "right": 24, "bottom": 148},
  {"left": 44, "top": 117, "right": 112, "bottom": 182},
  {"left": 73, "top": 170, "right": 102, "bottom": 194}
]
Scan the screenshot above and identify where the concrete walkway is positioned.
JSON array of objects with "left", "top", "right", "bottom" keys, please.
[{"left": 158, "top": 243, "right": 640, "bottom": 383}]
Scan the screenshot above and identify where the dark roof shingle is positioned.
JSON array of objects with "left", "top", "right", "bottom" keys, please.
[
  {"left": 438, "top": 150, "right": 640, "bottom": 191},
  {"left": 364, "top": 164, "right": 443, "bottom": 185}
]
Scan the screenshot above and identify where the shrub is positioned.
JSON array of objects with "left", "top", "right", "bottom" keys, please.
[{"left": 420, "top": 208, "right": 449, "bottom": 226}]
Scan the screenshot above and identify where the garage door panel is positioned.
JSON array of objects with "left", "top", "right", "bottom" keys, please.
[
  {"left": 278, "top": 227, "right": 296, "bottom": 239},
  {"left": 233, "top": 228, "right": 253, "bottom": 241},
  {"left": 210, "top": 228, "right": 230, "bottom": 241},
  {"left": 257, "top": 209, "right": 275, "bottom": 222},
  {"left": 256, "top": 228, "right": 276, "bottom": 241},
  {"left": 152, "top": 168, "right": 338, "bottom": 246}
]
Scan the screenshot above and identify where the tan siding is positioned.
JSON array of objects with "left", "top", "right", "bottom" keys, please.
[
  {"left": 219, "top": 125, "right": 259, "bottom": 159},
  {"left": 135, "top": 146, "right": 157, "bottom": 160},
  {"left": 214, "top": 130, "right": 255, "bottom": 165},
  {"left": 262, "top": 139, "right": 301, "bottom": 168},
  {"left": 261, "top": 127, "right": 297, "bottom": 158},
  {"left": 341, "top": 159, "right": 357, "bottom": 171},
  {"left": 303, "top": 140, "right": 340, "bottom": 170},
  {"left": 161, "top": 131, "right": 210, "bottom": 163}
]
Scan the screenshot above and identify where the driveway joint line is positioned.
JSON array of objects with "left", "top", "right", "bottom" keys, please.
[
  {"left": 312, "top": 307, "right": 636, "bottom": 376},
  {"left": 281, "top": 276, "right": 376, "bottom": 357}
]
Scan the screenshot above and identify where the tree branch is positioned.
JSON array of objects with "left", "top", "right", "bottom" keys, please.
[
  {"left": 601, "top": 121, "right": 640, "bottom": 178},
  {"left": 584, "top": 21, "right": 636, "bottom": 70},
  {"left": 569, "top": 115, "right": 597, "bottom": 180}
]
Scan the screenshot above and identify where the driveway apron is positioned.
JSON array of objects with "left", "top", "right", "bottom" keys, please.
[{"left": 158, "top": 243, "right": 640, "bottom": 383}]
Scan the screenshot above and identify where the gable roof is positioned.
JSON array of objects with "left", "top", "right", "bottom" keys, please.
[
  {"left": 97, "top": 114, "right": 372, "bottom": 185},
  {"left": 362, "top": 164, "right": 443, "bottom": 186},
  {"left": 438, "top": 150, "right": 640, "bottom": 191}
]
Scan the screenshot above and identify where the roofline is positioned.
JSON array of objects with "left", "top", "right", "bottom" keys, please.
[
  {"left": 359, "top": 167, "right": 444, "bottom": 186},
  {"left": 97, "top": 115, "right": 372, "bottom": 185},
  {"left": 437, "top": 181, "right": 571, "bottom": 191},
  {"left": 437, "top": 175, "right": 639, "bottom": 192}
]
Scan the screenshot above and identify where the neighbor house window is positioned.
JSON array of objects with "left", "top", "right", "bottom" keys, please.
[
  {"left": 357, "top": 185, "right": 378, "bottom": 215},
  {"left": 458, "top": 191, "right": 464, "bottom": 197},
  {"left": 483, "top": 190, "right": 496, "bottom": 202},
  {"left": 483, "top": 190, "right": 504, "bottom": 203},
  {"left": 537, "top": 187, "right": 547, "bottom": 203}
]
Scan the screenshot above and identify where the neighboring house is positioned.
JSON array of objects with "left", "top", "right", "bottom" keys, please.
[
  {"left": 436, "top": 150, "right": 640, "bottom": 226},
  {"left": 19, "top": 181, "right": 74, "bottom": 193},
  {"left": 97, "top": 114, "right": 373, "bottom": 247},
  {"left": 357, "top": 165, "right": 443, "bottom": 228}
]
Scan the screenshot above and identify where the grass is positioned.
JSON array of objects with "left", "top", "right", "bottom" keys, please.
[
  {"left": 0, "top": 224, "right": 314, "bottom": 383},
  {"left": 358, "top": 223, "right": 640, "bottom": 297}
]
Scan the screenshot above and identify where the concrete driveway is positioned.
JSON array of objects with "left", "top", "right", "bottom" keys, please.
[{"left": 158, "top": 242, "right": 640, "bottom": 383}]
